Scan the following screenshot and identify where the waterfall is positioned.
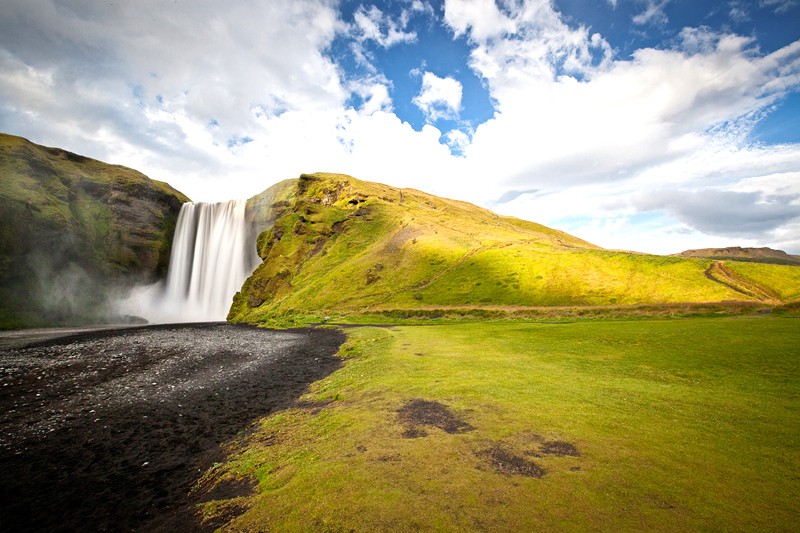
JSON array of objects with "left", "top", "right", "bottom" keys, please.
[{"left": 161, "top": 200, "right": 260, "bottom": 322}]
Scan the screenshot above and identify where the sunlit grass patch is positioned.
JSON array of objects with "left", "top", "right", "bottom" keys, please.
[{"left": 200, "top": 317, "right": 800, "bottom": 531}]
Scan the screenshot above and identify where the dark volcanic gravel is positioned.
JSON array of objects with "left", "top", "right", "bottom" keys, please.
[{"left": 0, "top": 323, "right": 345, "bottom": 532}]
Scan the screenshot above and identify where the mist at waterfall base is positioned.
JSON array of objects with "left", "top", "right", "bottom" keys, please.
[{"left": 121, "top": 200, "right": 261, "bottom": 323}]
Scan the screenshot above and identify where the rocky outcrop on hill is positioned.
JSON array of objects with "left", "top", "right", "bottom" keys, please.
[{"left": 0, "top": 133, "right": 190, "bottom": 328}]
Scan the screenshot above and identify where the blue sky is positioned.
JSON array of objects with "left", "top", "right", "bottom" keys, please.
[{"left": 1, "top": 0, "right": 799, "bottom": 253}]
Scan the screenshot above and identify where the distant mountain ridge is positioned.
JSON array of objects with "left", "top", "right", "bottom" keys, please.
[
  {"left": 674, "top": 247, "right": 800, "bottom": 265},
  {"left": 0, "top": 133, "right": 190, "bottom": 328}
]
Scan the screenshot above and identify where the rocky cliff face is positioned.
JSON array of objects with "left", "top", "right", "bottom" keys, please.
[{"left": 0, "top": 133, "right": 190, "bottom": 328}]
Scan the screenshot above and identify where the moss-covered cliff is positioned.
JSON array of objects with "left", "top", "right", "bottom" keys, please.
[{"left": 0, "top": 133, "right": 190, "bottom": 328}]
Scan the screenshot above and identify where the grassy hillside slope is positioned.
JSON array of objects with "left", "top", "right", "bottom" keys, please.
[
  {"left": 0, "top": 133, "right": 190, "bottom": 328},
  {"left": 675, "top": 246, "right": 800, "bottom": 265},
  {"left": 229, "top": 173, "right": 800, "bottom": 324}
]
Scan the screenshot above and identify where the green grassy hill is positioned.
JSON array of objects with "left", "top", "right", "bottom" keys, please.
[
  {"left": 0, "top": 133, "right": 190, "bottom": 328},
  {"left": 675, "top": 246, "right": 800, "bottom": 265},
  {"left": 229, "top": 173, "right": 800, "bottom": 324}
]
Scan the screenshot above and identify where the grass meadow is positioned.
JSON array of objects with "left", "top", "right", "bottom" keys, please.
[{"left": 201, "top": 315, "right": 800, "bottom": 531}]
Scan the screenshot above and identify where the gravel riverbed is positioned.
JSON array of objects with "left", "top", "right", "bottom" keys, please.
[{"left": 0, "top": 323, "right": 344, "bottom": 531}]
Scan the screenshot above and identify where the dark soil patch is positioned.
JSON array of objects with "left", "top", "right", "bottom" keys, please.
[
  {"left": 515, "top": 431, "right": 580, "bottom": 458},
  {"left": 539, "top": 440, "right": 580, "bottom": 457},
  {"left": 477, "top": 444, "right": 545, "bottom": 478},
  {"left": 0, "top": 323, "right": 345, "bottom": 532},
  {"left": 197, "top": 476, "right": 258, "bottom": 502},
  {"left": 402, "top": 426, "right": 429, "bottom": 438},
  {"left": 198, "top": 499, "right": 251, "bottom": 531},
  {"left": 397, "top": 399, "right": 474, "bottom": 438}
]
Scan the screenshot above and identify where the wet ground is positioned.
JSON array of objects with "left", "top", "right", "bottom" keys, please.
[{"left": 0, "top": 323, "right": 344, "bottom": 531}]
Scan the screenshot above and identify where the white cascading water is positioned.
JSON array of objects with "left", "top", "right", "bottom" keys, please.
[{"left": 161, "top": 200, "right": 260, "bottom": 322}]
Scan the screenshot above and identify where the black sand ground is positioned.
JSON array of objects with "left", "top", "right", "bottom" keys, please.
[{"left": 0, "top": 323, "right": 344, "bottom": 531}]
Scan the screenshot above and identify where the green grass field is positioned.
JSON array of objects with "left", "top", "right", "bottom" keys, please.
[{"left": 200, "top": 316, "right": 800, "bottom": 531}]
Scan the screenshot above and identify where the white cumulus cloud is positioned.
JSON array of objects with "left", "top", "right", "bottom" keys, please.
[
  {"left": 352, "top": 4, "right": 417, "bottom": 47},
  {"left": 633, "top": 0, "right": 671, "bottom": 26},
  {"left": 443, "top": 0, "right": 515, "bottom": 40},
  {"left": 412, "top": 71, "right": 463, "bottom": 122}
]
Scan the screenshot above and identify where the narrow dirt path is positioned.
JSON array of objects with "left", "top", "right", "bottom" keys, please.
[{"left": 703, "top": 261, "right": 778, "bottom": 301}]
